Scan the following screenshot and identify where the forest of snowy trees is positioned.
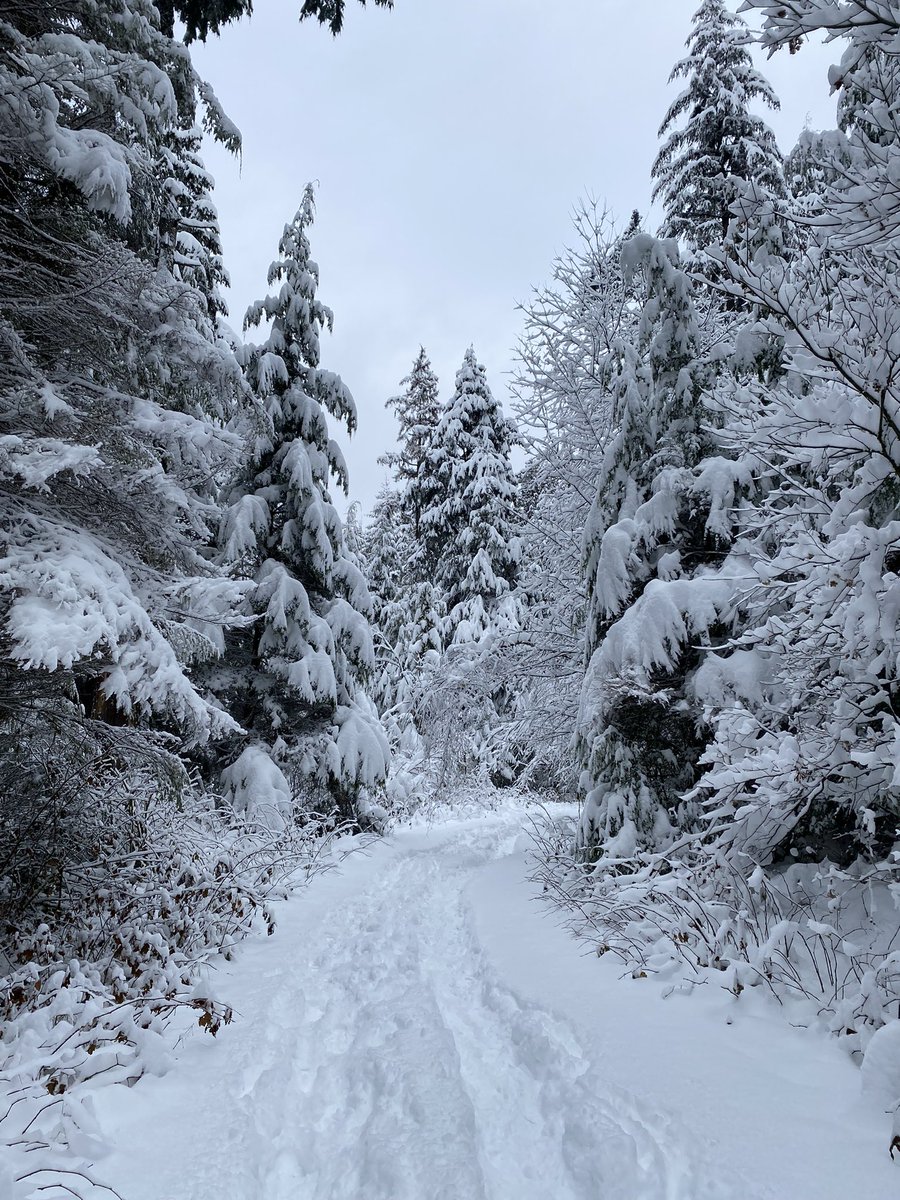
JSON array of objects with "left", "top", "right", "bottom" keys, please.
[
  {"left": 358, "top": 0, "right": 900, "bottom": 1142},
  {"left": 5, "top": 0, "right": 900, "bottom": 1192}
]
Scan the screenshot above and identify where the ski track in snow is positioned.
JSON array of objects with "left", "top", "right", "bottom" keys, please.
[
  {"left": 241, "top": 840, "right": 700, "bottom": 1200},
  {"left": 182, "top": 821, "right": 707, "bottom": 1200},
  {"left": 95, "top": 811, "right": 894, "bottom": 1200}
]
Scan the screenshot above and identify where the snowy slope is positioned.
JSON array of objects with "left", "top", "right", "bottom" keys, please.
[{"left": 93, "top": 808, "right": 897, "bottom": 1199}]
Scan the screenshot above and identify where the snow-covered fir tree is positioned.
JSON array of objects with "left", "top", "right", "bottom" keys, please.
[
  {"left": 360, "top": 482, "right": 417, "bottom": 712},
  {"left": 162, "top": 124, "right": 231, "bottom": 320},
  {"left": 217, "top": 186, "right": 388, "bottom": 818},
  {"left": 574, "top": 235, "right": 738, "bottom": 858},
  {"left": 784, "top": 126, "right": 853, "bottom": 220},
  {"left": 0, "top": 0, "right": 252, "bottom": 923},
  {"left": 379, "top": 348, "right": 441, "bottom": 539},
  {"left": 424, "top": 348, "right": 521, "bottom": 645},
  {"left": 652, "top": 0, "right": 786, "bottom": 251}
]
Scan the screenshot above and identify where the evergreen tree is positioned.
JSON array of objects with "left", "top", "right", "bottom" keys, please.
[
  {"left": 217, "top": 186, "right": 388, "bottom": 815},
  {"left": 0, "top": 0, "right": 251, "bottom": 909},
  {"left": 400, "top": 581, "right": 445, "bottom": 665},
  {"left": 421, "top": 349, "right": 520, "bottom": 644},
  {"left": 361, "top": 483, "right": 416, "bottom": 712},
  {"left": 343, "top": 500, "right": 366, "bottom": 562},
  {"left": 364, "top": 485, "right": 413, "bottom": 614},
  {"left": 379, "top": 347, "right": 441, "bottom": 538},
  {"left": 575, "top": 235, "right": 735, "bottom": 858},
  {"left": 652, "top": 0, "right": 786, "bottom": 250},
  {"left": 700, "top": 1, "right": 900, "bottom": 868},
  {"left": 785, "top": 126, "right": 853, "bottom": 219},
  {"left": 163, "top": 124, "right": 230, "bottom": 321}
]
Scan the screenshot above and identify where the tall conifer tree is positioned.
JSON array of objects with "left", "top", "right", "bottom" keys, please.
[
  {"left": 424, "top": 349, "right": 520, "bottom": 644},
  {"left": 0, "top": 0, "right": 252, "bottom": 895},
  {"left": 380, "top": 348, "right": 441, "bottom": 538},
  {"left": 217, "top": 186, "right": 388, "bottom": 814},
  {"left": 575, "top": 236, "right": 732, "bottom": 857},
  {"left": 652, "top": 0, "right": 786, "bottom": 250}
]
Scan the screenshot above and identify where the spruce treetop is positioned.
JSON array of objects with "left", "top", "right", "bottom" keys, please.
[
  {"left": 652, "top": 0, "right": 786, "bottom": 250},
  {"left": 242, "top": 184, "right": 356, "bottom": 503},
  {"left": 425, "top": 348, "right": 521, "bottom": 641},
  {"left": 380, "top": 346, "right": 441, "bottom": 537}
]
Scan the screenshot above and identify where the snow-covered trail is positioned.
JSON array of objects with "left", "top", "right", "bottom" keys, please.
[{"left": 96, "top": 809, "right": 897, "bottom": 1200}]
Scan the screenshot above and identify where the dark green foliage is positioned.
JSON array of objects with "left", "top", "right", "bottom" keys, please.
[
  {"left": 160, "top": 0, "right": 394, "bottom": 42},
  {"left": 380, "top": 348, "right": 441, "bottom": 540},
  {"left": 154, "top": 0, "right": 253, "bottom": 40},
  {"left": 652, "top": 0, "right": 785, "bottom": 249},
  {"left": 299, "top": 0, "right": 394, "bottom": 35}
]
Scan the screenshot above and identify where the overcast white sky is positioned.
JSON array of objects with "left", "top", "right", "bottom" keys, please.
[{"left": 192, "top": 0, "right": 840, "bottom": 517}]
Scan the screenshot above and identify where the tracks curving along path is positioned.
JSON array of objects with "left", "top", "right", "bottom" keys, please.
[{"left": 95, "top": 809, "right": 897, "bottom": 1200}]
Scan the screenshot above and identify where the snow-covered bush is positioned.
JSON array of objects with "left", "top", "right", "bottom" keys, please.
[
  {"left": 532, "top": 811, "right": 900, "bottom": 1059},
  {"left": 221, "top": 744, "right": 293, "bottom": 830},
  {"left": 1, "top": 777, "right": 346, "bottom": 1199}
]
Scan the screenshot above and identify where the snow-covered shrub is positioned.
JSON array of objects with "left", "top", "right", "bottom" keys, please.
[
  {"left": 531, "top": 811, "right": 900, "bottom": 1059},
  {"left": 1, "top": 777, "right": 345, "bottom": 1198},
  {"left": 396, "top": 635, "right": 522, "bottom": 794},
  {"left": 221, "top": 744, "right": 293, "bottom": 830}
]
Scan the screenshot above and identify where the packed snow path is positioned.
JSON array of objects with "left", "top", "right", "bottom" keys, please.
[{"left": 97, "top": 810, "right": 897, "bottom": 1199}]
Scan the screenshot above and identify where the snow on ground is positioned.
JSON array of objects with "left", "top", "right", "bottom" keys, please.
[{"left": 92, "top": 806, "right": 897, "bottom": 1199}]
